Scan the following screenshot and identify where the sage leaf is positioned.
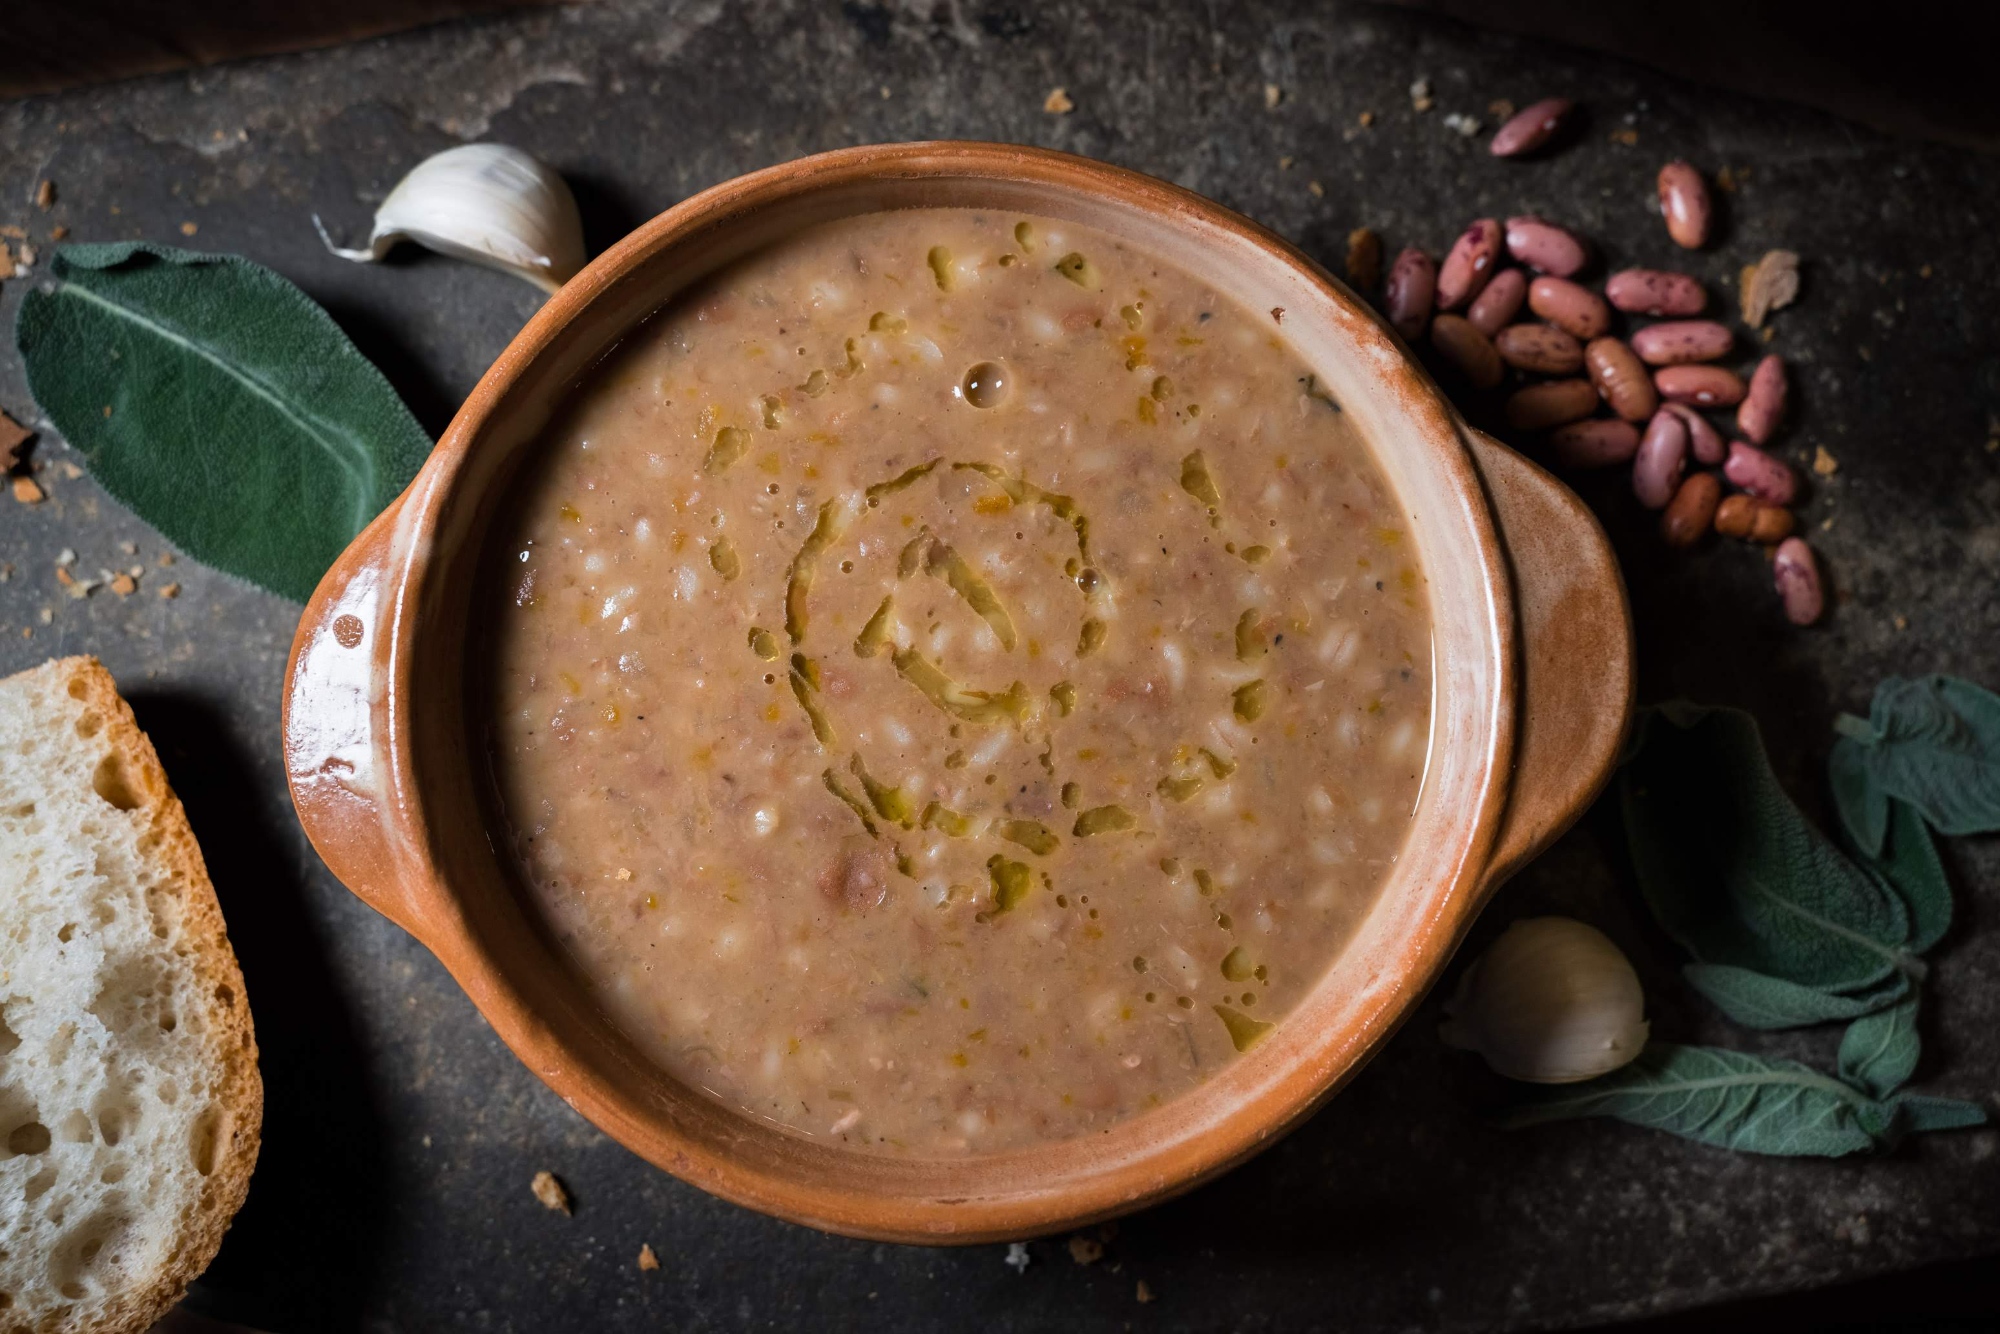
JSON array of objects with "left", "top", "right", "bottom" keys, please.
[
  {"left": 1622, "top": 705, "right": 1916, "bottom": 995},
  {"left": 1848, "top": 797, "right": 1952, "bottom": 955},
  {"left": 1837, "top": 996, "right": 1920, "bottom": 1100},
  {"left": 1683, "top": 964, "right": 1908, "bottom": 1031},
  {"left": 1891, "top": 1094, "right": 1988, "bottom": 1135},
  {"left": 1501, "top": 1043, "right": 1882, "bottom": 1157},
  {"left": 1828, "top": 732, "right": 1889, "bottom": 856},
  {"left": 14, "top": 243, "right": 432, "bottom": 602},
  {"left": 1831, "top": 675, "right": 2000, "bottom": 840}
]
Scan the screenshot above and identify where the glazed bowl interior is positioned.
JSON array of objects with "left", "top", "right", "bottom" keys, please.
[{"left": 398, "top": 145, "right": 1509, "bottom": 1238}]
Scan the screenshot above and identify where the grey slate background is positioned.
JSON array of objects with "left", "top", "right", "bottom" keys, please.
[{"left": 2, "top": 2, "right": 1998, "bottom": 1329}]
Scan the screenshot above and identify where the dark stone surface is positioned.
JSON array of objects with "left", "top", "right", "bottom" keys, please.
[{"left": 2, "top": 3, "right": 1997, "bottom": 1329}]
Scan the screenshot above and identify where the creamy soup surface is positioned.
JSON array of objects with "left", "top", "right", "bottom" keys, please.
[{"left": 485, "top": 208, "right": 1432, "bottom": 1156}]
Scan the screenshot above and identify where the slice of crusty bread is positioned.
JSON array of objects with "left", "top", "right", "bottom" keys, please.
[{"left": 0, "top": 657, "right": 261, "bottom": 1334}]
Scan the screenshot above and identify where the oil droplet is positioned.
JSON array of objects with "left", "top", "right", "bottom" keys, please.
[{"left": 962, "top": 361, "right": 1009, "bottom": 408}]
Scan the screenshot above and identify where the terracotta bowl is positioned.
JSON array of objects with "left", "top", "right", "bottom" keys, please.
[{"left": 283, "top": 142, "right": 1632, "bottom": 1244}]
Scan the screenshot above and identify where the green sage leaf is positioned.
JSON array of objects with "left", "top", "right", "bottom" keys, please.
[
  {"left": 1832, "top": 675, "right": 2000, "bottom": 840},
  {"left": 1850, "top": 797, "right": 1953, "bottom": 955},
  {"left": 1683, "top": 964, "right": 1908, "bottom": 1031},
  {"left": 1622, "top": 706, "right": 1915, "bottom": 995},
  {"left": 1827, "top": 733, "right": 1889, "bottom": 857},
  {"left": 1501, "top": 1043, "right": 1882, "bottom": 1157},
  {"left": 1890, "top": 1094, "right": 1988, "bottom": 1135},
  {"left": 15, "top": 243, "right": 432, "bottom": 602},
  {"left": 1837, "top": 995, "right": 1921, "bottom": 1100}
]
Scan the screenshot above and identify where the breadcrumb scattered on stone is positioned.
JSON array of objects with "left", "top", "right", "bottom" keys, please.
[
  {"left": 638, "top": 1243, "right": 660, "bottom": 1271},
  {"left": 1043, "top": 87, "right": 1074, "bottom": 115},
  {"left": 1136, "top": 1280, "right": 1156, "bottom": 1303},
  {"left": 1068, "top": 1235, "right": 1104, "bottom": 1265},
  {"left": 531, "top": 1169, "right": 572, "bottom": 1215},
  {"left": 1812, "top": 446, "right": 1839, "bottom": 477},
  {"left": 1263, "top": 83, "right": 1282, "bottom": 110}
]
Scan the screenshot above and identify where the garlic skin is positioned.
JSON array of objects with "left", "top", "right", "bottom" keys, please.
[
  {"left": 315, "top": 144, "right": 586, "bottom": 294},
  {"left": 1439, "top": 916, "right": 1649, "bottom": 1084}
]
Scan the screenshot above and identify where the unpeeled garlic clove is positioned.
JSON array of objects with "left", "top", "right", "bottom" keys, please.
[
  {"left": 1439, "top": 916, "right": 1649, "bottom": 1084},
  {"left": 315, "top": 143, "right": 585, "bottom": 294}
]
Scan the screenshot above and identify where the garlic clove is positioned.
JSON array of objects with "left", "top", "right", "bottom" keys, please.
[
  {"left": 1440, "top": 916, "right": 1650, "bottom": 1084},
  {"left": 314, "top": 143, "right": 586, "bottom": 294}
]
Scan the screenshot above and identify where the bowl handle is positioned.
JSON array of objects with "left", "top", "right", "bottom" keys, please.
[
  {"left": 282, "top": 497, "right": 433, "bottom": 940},
  {"left": 1461, "top": 427, "right": 1635, "bottom": 893}
]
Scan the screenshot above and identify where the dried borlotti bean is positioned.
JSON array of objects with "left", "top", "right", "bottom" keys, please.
[
  {"left": 1716, "top": 494, "right": 1796, "bottom": 543},
  {"left": 1494, "top": 323, "right": 1583, "bottom": 375},
  {"left": 1431, "top": 315, "right": 1504, "bottom": 388},
  {"left": 1629, "top": 320, "right": 1733, "bottom": 366},
  {"left": 1385, "top": 246, "right": 1437, "bottom": 340},
  {"left": 1723, "top": 440, "right": 1798, "bottom": 505},
  {"left": 1504, "top": 216, "right": 1590, "bottom": 277},
  {"left": 1466, "top": 268, "right": 1527, "bottom": 336},
  {"left": 1438, "top": 218, "right": 1503, "bottom": 309},
  {"left": 1585, "top": 337, "right": 1658, "bottom": 422},
  {"left": 1489, "top": 97, "right": 1572, "bottom": 157},
  {"left": 1661, "top": 472, "right": 1722, "bottom": 547},
  {"left": 1527, "top": 276, "right": 1610, "bottom": 340},
  {"left": 1656, "top": 160, "right": 1712, "bottom": 249},
  {"left": 1737, "top": 354, "right": 1788, "bottom": 445},
  {"left": 1773, "top": 537, "right": 1823, "bottom": 625},
  {"left": 1662, "top": 401, "right": 1726, "bottom": 465},
  {"left": 1549, "top": 418, "right": 1640, "bottom": 468},
  {"left": 1505, "top": 378, "right": 1600, "bottom": 430},
  {"left": 1654, "top": 364, "right": 1745, "bottom": 407},
  {"left": 1605, "top": 268, "right": 1706, "bottom": 317},
  {"left": 1631, "top": 407, "right": 1688, "bottom": 508}
]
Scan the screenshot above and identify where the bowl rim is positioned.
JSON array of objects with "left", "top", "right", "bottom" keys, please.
[{"left": 342, "top": 140, "right": 1519, "bottom": 1241}]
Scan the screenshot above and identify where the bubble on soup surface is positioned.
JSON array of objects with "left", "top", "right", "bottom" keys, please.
[{"left": 962, "top": 362, "right": 1009, "bottom": 408}]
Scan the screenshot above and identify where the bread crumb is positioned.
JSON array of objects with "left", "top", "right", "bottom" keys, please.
[
  {"left": 531, "top": 1169, "right": 571, "bottom": 1214},
  {"left": 1812, "top": 446, "right": 1839, "bottom": 477},
  {"left": 1263, "top": 83, "right": 1282, "bottom": 110},
  {"left": 1609, "top": 127, "right": 1639, "bottom": 145},
  {"left": 1307, "top": 180, "right": 1324, "bottom": 198},
  {"left": 615, "top": 867, "right": 633, "bottom": 881},
  {"left": 51, "top": 225, "right": 68, "bottom": 240},
  {"left": 1136, "top": 1280, "right": 1155, "bottom": 1303},
  {"left": 119, "top": 540, "right": 137, "bottom": 555},
  {"left": 1043, "top": 88, "right": 1074, "bottom": 115},
  {"left": 180, "top": 221, "right": 199, "bottom": 236},
  {"left": 1893, "top": 614, "right": 1909, "bottom": 631},
  {"left": 159, "top": 552, "right": 176, "bottom": 566},
  {"left": 1067, "top": 1235, "right": 1104, "bottom": 1265},
  {"left": 638, "top": 1243, "right": 660, "bottom": 1271},
  {"left": 111, "top": 573, "right": 137, "bottom": 597},
  {"left": 1269, "top": 307, "right": 1284, "bottom": 325},
  {"left": 1358, "top": 110, "right": 1375, "bottom": 127},
  {"left": 1920, "top": 264, "right": 1933, "bottom": 278},
  {"left": 0, "top": 242, "right": 14, "bottom": 280},
  {"left": 13, "top": 475, "right": 45, "bottom": 504},
  {"left": 1740, "top": 250, "right": 1801, "bottom": 327},
  {"left": 158, "top": 583, "right": 181, "bottom": 599},
  {"left": 1487, "top": 98, "right": 1515, "bottom": 119},
  {"left": 35, "top": 179, "right": 55, "bottom": 209},
  {"left": 1409, "top": 77, "right": 1433, "bottom": 113},
  {"left": 0, "top": 410, "right": 29, "bottom": 470}
]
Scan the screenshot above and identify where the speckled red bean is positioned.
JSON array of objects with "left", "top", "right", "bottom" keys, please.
[
  {"left": 1528, "top": 276, "right": 1610, "bottom": 340},
  {"left": 1549, "top": 418, "right": 1640, "bottom": 468},
  {"left": 1662, "top": 401, "right": 1726, "bottom": 465},
  {"left": 1657, "top": 160, "right": 1712, "bottom": 249},
  {"left": 1632, "top": 408, "right": 1688, "bottom": 507},
  {"left": 1662, "top": 472, "right": 1722, "bottom": 547},
  {"left": 1585, "top": 336, "right": 1658, "bottom": 422},
  {"left": 1466, "top": 268, "right": 1527, "bottom": 337},
  {"left": 1430, "top": 314, "right": 1504, "bottom": 389},
  {"left": 1724, "top": 440, "right": 1797, "bottom": 504},
  {"left": 1437, "top": 219, "right": 1503, "bottom": 310},
  {"left": 1773, "top": 538, "right": 1823, "bottom": 625},
  {"left": 1655, "top": 364, "right": 1746, "bottom": 407},
  {"left": 1490, "top": 97, "right": 1572, "bottom": 157},
  {"left": 1504, "top": 378, "right": 1599, "bottom": 430},
  {"left": 1630, "top": 320, "right": 1734, "bottom": 366},
  {"left": 1737, "top": 354, "right": 1788, "bottom": 445},
  {"left": 1504, "top": 216, "right": 1590, "bottom": 277},
  {"left": 1385, "top": 247, "right": 1437, "bottom": 340},
  {"left": 1494, "top": 323, "right": 1584, "bottom": 375},
  {"left": 1605, "top": 269, "right": 1707, "bottom": 317}
]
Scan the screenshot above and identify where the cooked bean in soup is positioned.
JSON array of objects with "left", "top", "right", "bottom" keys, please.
[{"left": 485, "top": 209, "right": 1431, "bottom": 1155}]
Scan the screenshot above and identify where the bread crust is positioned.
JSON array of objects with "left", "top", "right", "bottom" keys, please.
[{"left": 2, "top": 658, "right": 262, "bottom": 1334}]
